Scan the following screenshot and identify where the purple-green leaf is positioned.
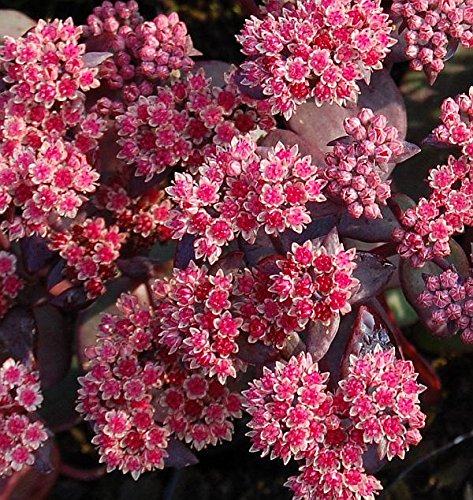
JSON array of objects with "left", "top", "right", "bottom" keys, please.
[
  {"left": 338, "top": 206, "right": 400, "bottom": 243},
  {"left": 350, "top": 252, "right": 395, "bottom": 306}
]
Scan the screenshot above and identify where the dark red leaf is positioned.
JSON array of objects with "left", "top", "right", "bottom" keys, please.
[
  {"left": 208, "top": 252, "right": 244, "bottom": 275},
  {"left": 0, "top": 9, "right": 35, "bottom": 38},
  {"left": 164, "top": 439, "right": 199, "bottom": 469},
  {"left": 319, "top": 309, "right": 359, "bottom": 390},
  {"left": 117, "top": 257, "right": 166, "bottom": 280},
  {"left": 303, "top": 314, "right": 340, "bottom": 361},
  {"left": 193, "top": 60, "right": 231, "bottom": 87},
  {"left": 20, "top": 237, "right": 54, "bottom": 274},
  {"left": 357, "top": 70, "right": 407, "bottom": 139},
  {"left": 0, "top": 307, "right": 34, "bottom": 364},
  {"left": 59, "top": 464, "right": 106, "bottom": 481},
  {"left": 238, "top": 232, "right": 277, "bottom": 267},
  {"left": 174, "top": 234, "right": 196, "bottom": 269},
  {"left": 49, "top": 287, "right": 90, "bottom": 311},
  {"left": 236, "top": 338, "right": 278, "bottom": 365},
  {"left": 82, "top": 51, "right": 112, "bottom": 67},
  {"left": 33, "top": 305, "right": 72, "bottom": 389}
]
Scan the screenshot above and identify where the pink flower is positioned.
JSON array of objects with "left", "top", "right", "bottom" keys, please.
[
  {"left": 244, "top": 348, "right": 425, "bottom": 499},
  {"left": 115, "top": 69, "right": 275, "bottom": 180},
  {"left": 233, "top": 236, "right": 358, "bottom": 352},
  {"left": 0, "top": 19, "right": 104, "bottom": 239},
  {"left": 433, "top": 87, "right": 473, "bottom": 158},
  {"left": 159, "top": 368, "right": 242, "bottom": 450},
  {"left": 153, "top": 262, "right": 245, "bottom": 383},
  {"left": 77, "top": 289, "right": 242, "bottom": 477},
  {"left": 0, "top": 251, "right": 23, "bottom": 318},
  {"left": 0, "top": 359, "right": 48, "bottom": 477},
  {"left": 167, "top": 135, "right": 326, "bottom": 263},
  {"left": 237, "top": 0, "right": 395, "bottom": 118},
  {"left": 393, "top": 155, "right": 472, "bottom": 267},
  {"left": 49, "top": 217, "right": 127, "bottom": 298}
]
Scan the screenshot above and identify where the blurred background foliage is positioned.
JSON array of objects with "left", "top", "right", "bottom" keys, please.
[{"left": 1, "top": 0, "right": 473, "bottom": 499}]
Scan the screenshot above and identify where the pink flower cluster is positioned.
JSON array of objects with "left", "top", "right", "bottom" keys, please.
[
  {"left": 244, "top": 349, "right": 425, "bottom": 499},
  {"left": 84, "top": 2, "right": 196, "bottom": 103},
  {"left": 237, "top": 0, "right": 395, "bottom": 118},
  {"left": 77, "top": 291, "right": 241, "bottom": 478},
  {"left": 270, "top": 239, "right": 358, "bottom": 322},
  {"left": 160, "top": 364, "right": 242, "bottom": 451},
  {"left": 394, "top": 90, "right": 473, "bottom": 267},
  {"left": 49, "top": 217, "right": 127, "bottom": 298},
  {"left": 116, "top": 69, "right": 275, "bottom": 180},
  {"left": 77, "top": 294, "right": 171, "bottom": 478},
  {"left": 236, "top": 238, "right": 358, "bottom": 348},
  {"left": 167, "top": 135, "right": 326, "bottom": 263},
  {"left": 154, "top": 262, "right": 245, "bottom": 383},
  {"left": 324, "top": 108, "right": 405, "bottom": 219},
  {"left": 393, "top": 154, "right": 472, "bottom": 267},
  {"left": 0, "top": 18, "right": 104, "bottom": 240},
  {"left": 95, "top": 180, "right": 172, "bottom": 249},
  {"left": 0, "top": 359, "right": 48, "bottom": 477},
  {"left": 433, "top": 86, "right": 473, "bottom": 157},
  {"left": 418, "top": 269, "right": 473, "bottom": 343},
  {"left": 392, "top": 0, "right": 473, "bottom": 83},
  {"left": 0, "top": 250, "right": 23, "bottom": 318}
]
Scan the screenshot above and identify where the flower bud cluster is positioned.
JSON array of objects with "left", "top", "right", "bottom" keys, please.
[
  {"left": 84, "top": 2, "right": 195, "bottom": 102},
  {"left": 418, "top": 269, "right": 473, "bottom": 343},
  {"left": 324, "top": 108, "right": 405, "bottom": 219},
  {"left": 392, "top": 0, "right": 473, "bottom": 82}
]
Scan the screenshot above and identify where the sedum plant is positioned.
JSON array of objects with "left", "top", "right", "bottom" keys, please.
[{"left": 0, "top": 0, "right": 472, "bottom": 498}]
